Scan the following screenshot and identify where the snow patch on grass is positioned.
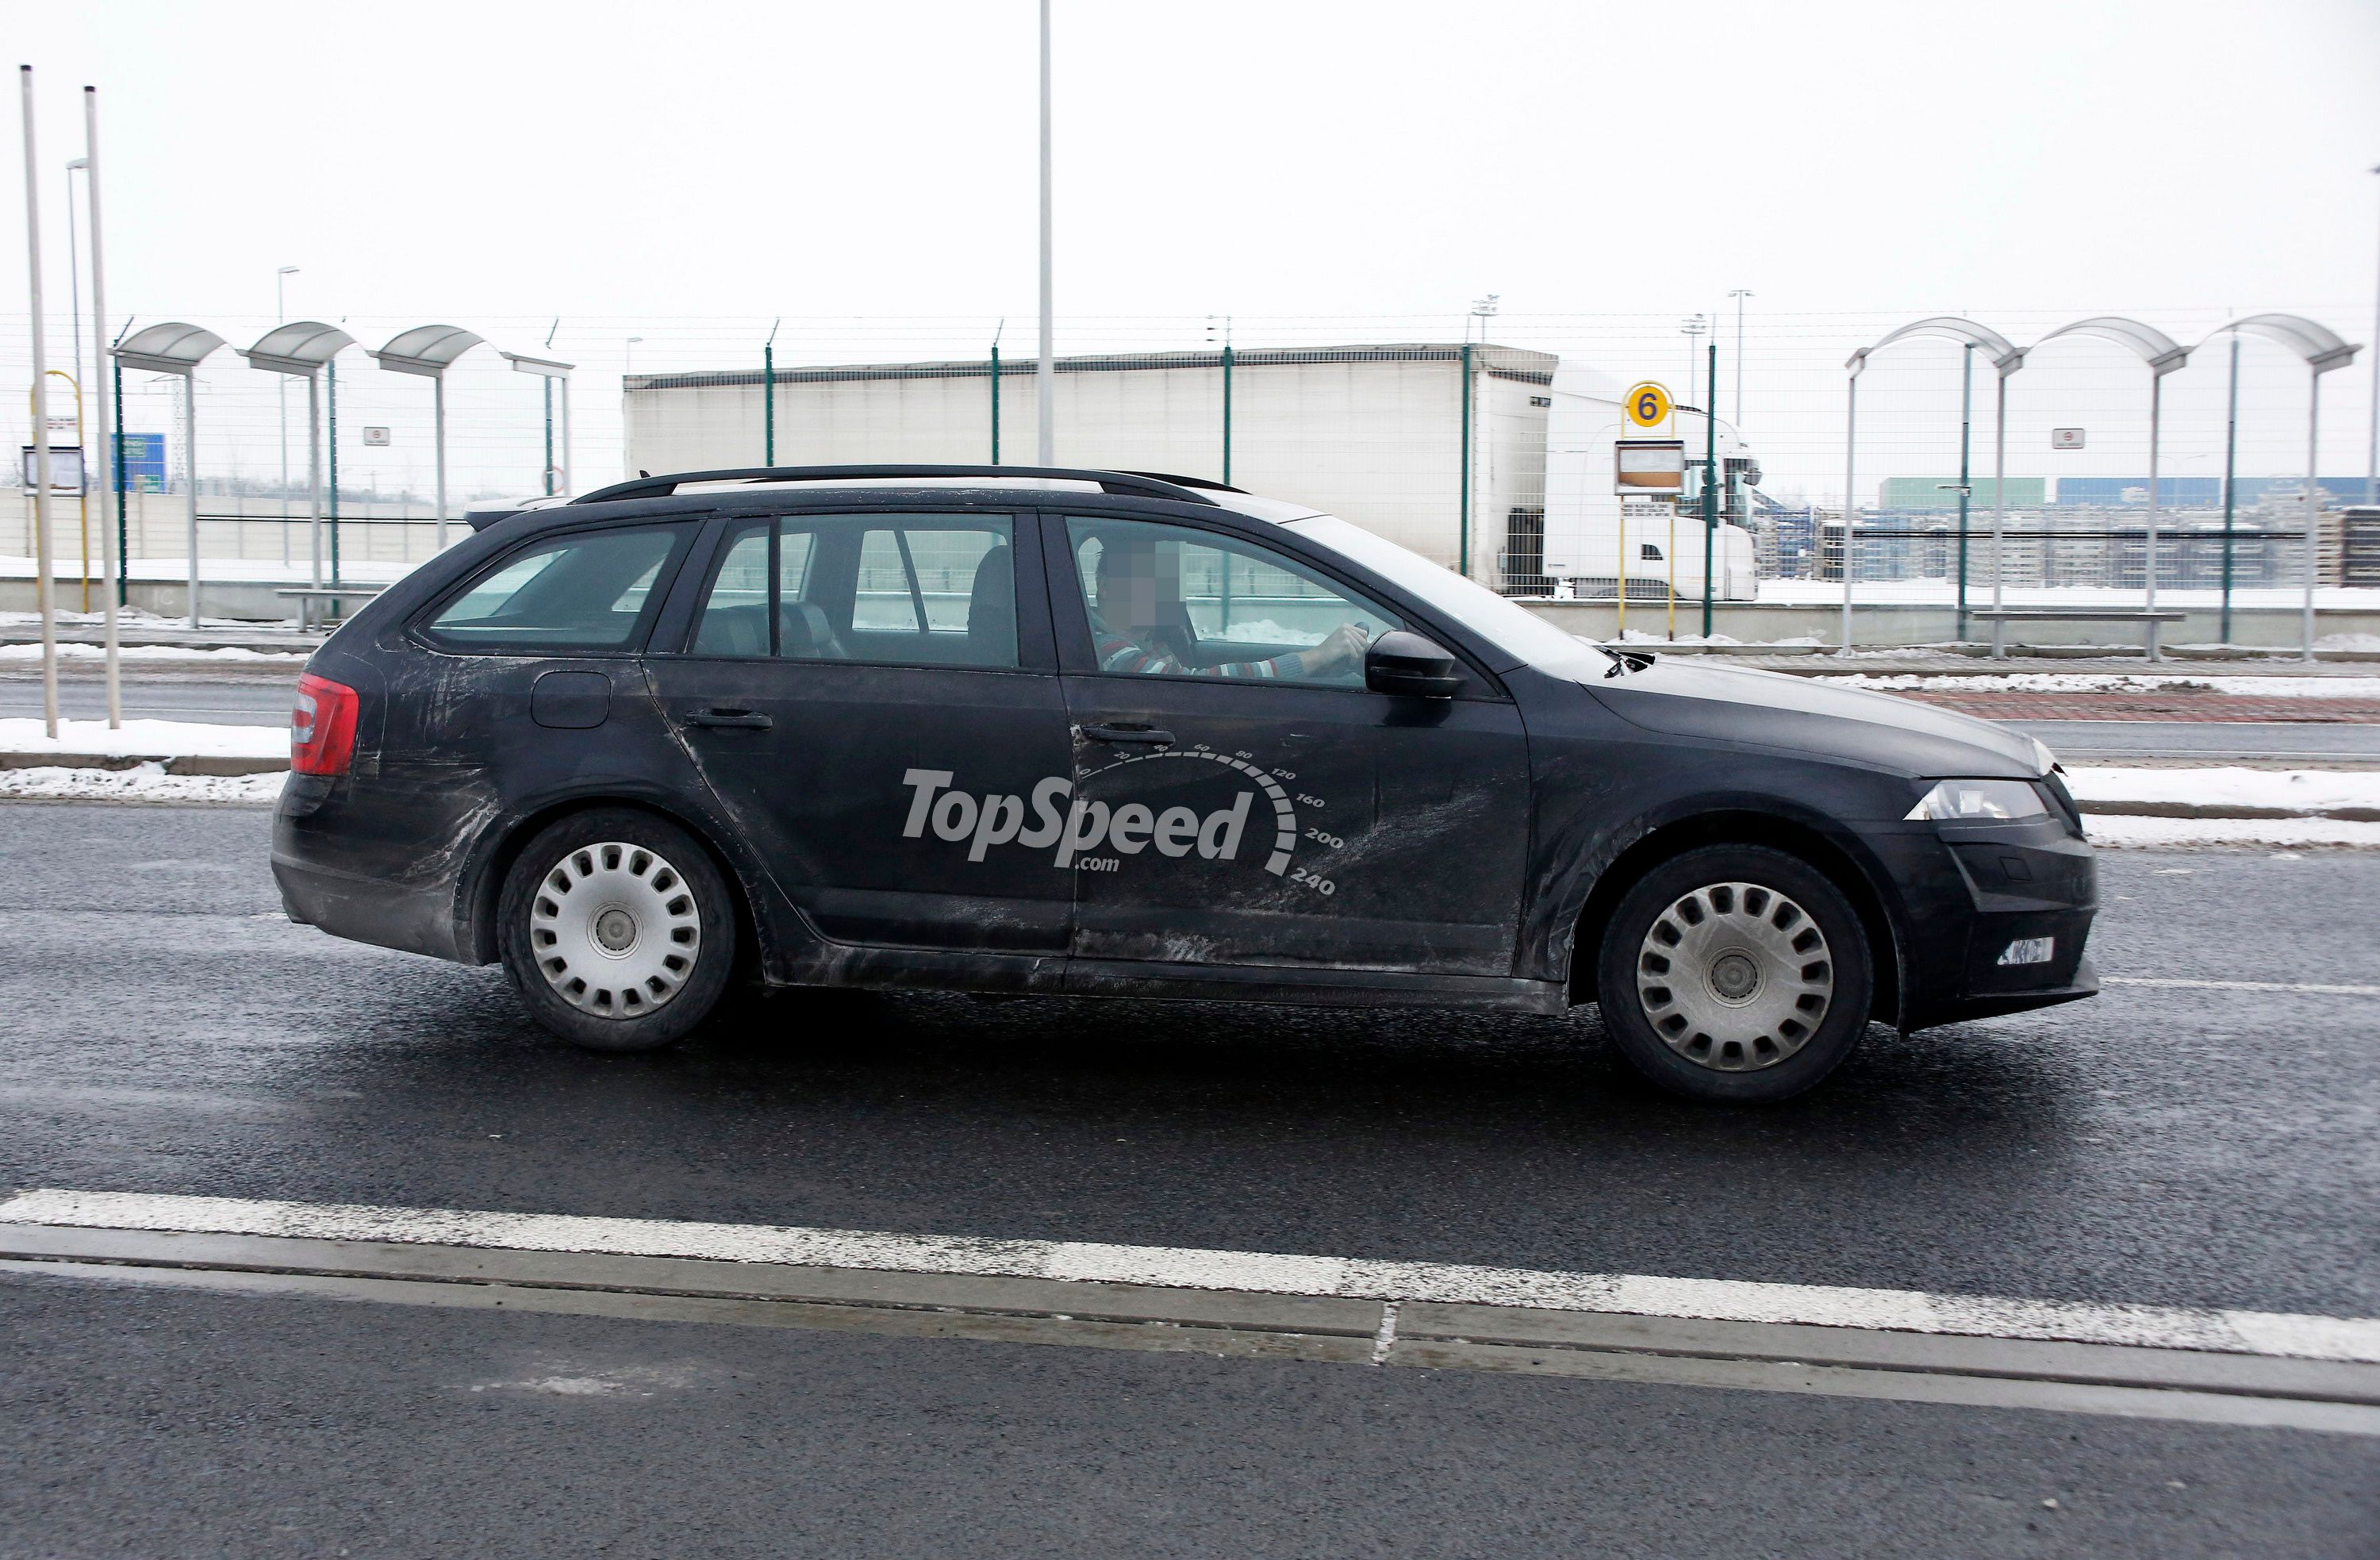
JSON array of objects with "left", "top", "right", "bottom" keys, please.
[
  {"left": 1825, "top": 672, "right": 2380, "bottom": 698},
  {"left": 2064, "top": 767, "right": 2380, "bottom": 816}
]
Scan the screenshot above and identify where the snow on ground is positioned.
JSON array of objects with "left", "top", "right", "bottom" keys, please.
[
  {"left": 0, "top": 763, "right": 286, "bottom": 806},
  {"left": 2085, "top": 815, "right": 2380, "bottom": 850},
  {"left": 2063, "top": 767, "right": 2380, "bottom": 816},
  {"left": 1822, "top": 671, "right": 2380, "bottom": 698},
  {"left": 0, "top": 642, "right": 309, "bottom": 663},
  {"left": 0, "top": 718, "right": 287, "bottom": 759},
  {"left": 1755, "top": 578, "right": 2380, "bottom": 609}
]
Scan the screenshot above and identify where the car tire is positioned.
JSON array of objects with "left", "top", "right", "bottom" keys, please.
[
  {"left": 498, "top": 809, "right": 739, "bottom": 1052},
  {"left": 1595, "top": 843, "right": 1873, "bottom": 1104}
]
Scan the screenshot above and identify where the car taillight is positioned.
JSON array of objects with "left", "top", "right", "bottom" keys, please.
[{"left": 291, "top": 672, "right": 359, "bottom": 776}]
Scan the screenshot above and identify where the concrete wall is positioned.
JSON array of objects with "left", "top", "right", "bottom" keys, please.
[{"left": 623, "top": 347, "right": 1557, "bottom": 586}]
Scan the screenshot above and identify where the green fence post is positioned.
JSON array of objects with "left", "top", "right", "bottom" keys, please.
[
  {"left": 113, "top": 357, "right": 128, "bottom": 607},
  {"left": 990, "top": 342, "right": 1000, "bottom": 463},
  {"left": 1702, "top": 342, "right": 1717, "bottom": 637},
  {"left": 764, "top": 342, "right": 775, "bottom": 466},
  {"left": 1956, "top": 343, "right": 1973, "bottom": 641},
  {"left": 1221, "top": 343, "right": 1234, "bottom": 486}
]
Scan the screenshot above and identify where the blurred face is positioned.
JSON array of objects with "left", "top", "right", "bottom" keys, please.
[{"left": 1095, "top": 537, "right": 1174, "bottom": 635}]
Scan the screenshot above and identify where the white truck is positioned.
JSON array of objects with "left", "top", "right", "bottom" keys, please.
[{"left": 1540, "top": 360, "right": 1759, "bottom": 604}]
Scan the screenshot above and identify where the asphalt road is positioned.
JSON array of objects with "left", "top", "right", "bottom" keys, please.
[
  {"left": 2011, "top": 718, "right": 2380, "bottom": 764},
  {"left": 0, "top": 801, "right": 2373, "bottom": 1554},
  {"left": 0, "top": 674, "right": 296, "bottom": 725}
]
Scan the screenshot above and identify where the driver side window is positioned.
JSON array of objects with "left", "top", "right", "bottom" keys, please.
[{"left": 1065, "top": 517, "right": 1399, "bottom": 688}]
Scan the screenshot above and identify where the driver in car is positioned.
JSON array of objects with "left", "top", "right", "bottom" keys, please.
[{"left": 1090, "top": 534, "right": 1372, "bottom": 682}]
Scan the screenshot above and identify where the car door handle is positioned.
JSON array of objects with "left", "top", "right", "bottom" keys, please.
[
  {"left": 685, "top": 709, "right": 773, "bottom": 730},
  {"left": 1079, "top": 723, "right": 1175, "bottom": 748}
]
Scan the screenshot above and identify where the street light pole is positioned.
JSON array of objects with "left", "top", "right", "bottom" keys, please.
[
  {"left": 83, "top": 86, "right": 120, "bottom": 728},
  {"left": 1680, "top": 315, "right": 1706, "bottom": 407},
  {"left": 20, "top": 67, "right": 59, "bottom": 738},
  {"left": 1727, "top": 289, "right": 1752, "bottom": 428},
  {"left": 1036, "top": 0, "right": 1055, "bottom": 467}
]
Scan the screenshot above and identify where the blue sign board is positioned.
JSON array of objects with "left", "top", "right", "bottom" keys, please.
[{"left": 114, "top": 431, "right": 166, "bottom": 492}]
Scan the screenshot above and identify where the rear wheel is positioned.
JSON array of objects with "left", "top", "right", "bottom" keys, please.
[
  {"left": 1595, "top": 844, "right": 1872, "bottom": 1104},
  {"left": 498, "top": 809, "right": 738, "bottom": 1051}
]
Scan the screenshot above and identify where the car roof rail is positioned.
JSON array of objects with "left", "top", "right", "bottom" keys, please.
[{"left": 572, "top": 464, "right": 1222, "bottom": 507}]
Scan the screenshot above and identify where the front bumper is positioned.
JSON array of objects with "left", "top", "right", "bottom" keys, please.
[{"left": 1872, "top": 813, "right": 2101, "bottom": 1032}]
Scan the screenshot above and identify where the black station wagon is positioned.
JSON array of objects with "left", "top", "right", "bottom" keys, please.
[{"left": 273, "top": 465, "right": 2098, "bottom": 1102}]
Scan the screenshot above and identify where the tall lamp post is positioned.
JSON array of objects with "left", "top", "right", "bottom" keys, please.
[
  {"left": 2035, "top": 317, "right": 2189, "bottom": 661},
  {"left": 79, "top": 85, "right": 121, "bottom": 726},
  {"left": 20, "top": 66, "right": 59, "bottom": 736},
  {"left": 369, "top": 325, "right": 483, "bottom": 554},
  {"left": 114, "top": 322, "right": 227, "bottom": 629},
  {"left": 1680, "top": 315, "right": 1706, "bottom": 408},
  {"left": 2202, "top": 315, "right": 2361, "bottom": 660},
  {"left": 1036, "top": 0, "right": 1054, "bottom": 466}
]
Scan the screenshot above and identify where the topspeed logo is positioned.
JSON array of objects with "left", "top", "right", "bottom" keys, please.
[{"left": 901, "top": 758, "right": 1296, "bottom": 874}]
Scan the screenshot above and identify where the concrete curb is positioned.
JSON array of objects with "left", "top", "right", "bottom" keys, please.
[{"left": 0, "top": 751, "right": 288, "bottom": 777}]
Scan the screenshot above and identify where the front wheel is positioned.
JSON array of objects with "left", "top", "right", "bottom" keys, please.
[
  {"left": 498, "top": 809, "right": 739, "bottom": 1051},
  {"left": 1595, "top": 844, "right": 1873, "bottom": 1104}
]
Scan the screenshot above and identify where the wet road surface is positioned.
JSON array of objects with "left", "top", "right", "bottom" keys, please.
[{"left": 0, "top": 801, "right": 2373, "bottom": 1554}]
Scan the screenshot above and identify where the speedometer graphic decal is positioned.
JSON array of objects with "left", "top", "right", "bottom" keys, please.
[{"left": 1081, "top": 746, "right": 1299, "bottom": 875}]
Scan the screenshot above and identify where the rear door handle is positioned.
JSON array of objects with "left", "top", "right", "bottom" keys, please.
[
  {"left": 685, "top": 709, "right": 773, "bottom": 730},
  {"left": 1079, "top": 723, "right": 1175, "bottom": 747}
]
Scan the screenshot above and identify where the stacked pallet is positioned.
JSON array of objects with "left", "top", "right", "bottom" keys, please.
[{"left": 2320, "top": 505, "right": 2380, "bottom": 588}]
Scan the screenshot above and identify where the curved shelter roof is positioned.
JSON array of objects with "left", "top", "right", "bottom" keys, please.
[
  {"left": 2036, "top": 316, "right": 2190, "bottom": 375},
  {"left": 2207, "top": 313, "right": 2359, "bottom": 371},
  {"left": 113, "top": 321, "right": 225, "bottom": 376},
  {"left": 1848, "top": 316, "right": 2025, "bottom": 376},
  {"left": 370, "top": 324, "right": 485, "bottom": 378},
  {"left": 238, "top": 321, "right": 356, "bottom": 378}
]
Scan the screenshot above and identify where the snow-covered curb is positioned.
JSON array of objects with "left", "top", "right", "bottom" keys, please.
[
  {"left": 2085, "top": 815, "right": 2380, "bottom": 850},
  {"left": 0, "top": 763, "right": 286, "bottom": 806},
  {"left": 0, "top": 717, "right": 288, "bottom": 760},
  {"left": 1821, "top": 671, "right": 2380, "bottom": 698},
  {"left": 0, "top": 642, "right": 309, "bottom": 664},
  {"left": 2063, "top": 767, "right": 2380, "bottom": 821}
]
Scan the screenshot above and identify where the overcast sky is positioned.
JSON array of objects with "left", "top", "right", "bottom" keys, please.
[{"left": 6, "top": 0, "right": 2378, "bottom": 497}]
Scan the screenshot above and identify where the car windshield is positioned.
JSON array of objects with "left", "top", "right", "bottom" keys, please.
[{"left": 1285, "top": 514, "right": 1611, "bottom": 680}]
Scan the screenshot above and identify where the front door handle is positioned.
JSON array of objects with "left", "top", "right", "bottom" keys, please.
[
  {"left": 1079, "top": 722, "right": 1175, "bottom": 748},
  {"left": 685, "top": 709, "right": 773, "bottom": 730}
]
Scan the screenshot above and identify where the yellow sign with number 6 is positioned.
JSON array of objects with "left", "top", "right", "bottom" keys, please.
[{"left": 1624, "top": 382, "right": 1672, "bottom": 428}]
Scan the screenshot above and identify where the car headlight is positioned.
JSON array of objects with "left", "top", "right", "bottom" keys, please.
[
  {"left": 2030, "top": 737, "right": 2058, "bottom": 776},
  {"left": 1905, "top": 778, "right": 2049, "bottom": 822}
]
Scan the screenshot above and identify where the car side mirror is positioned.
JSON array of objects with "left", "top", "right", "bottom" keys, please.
[{"left": 1365, "top": 630, "right": 1463, "bottom": 699}]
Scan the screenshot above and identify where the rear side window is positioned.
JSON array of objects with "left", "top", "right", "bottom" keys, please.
[
  {"left": 689, "top": 514, "right": 1017, "bottom": 668},
  {"left": 424, "top": 524, "right": 688, "bottom": 652}
]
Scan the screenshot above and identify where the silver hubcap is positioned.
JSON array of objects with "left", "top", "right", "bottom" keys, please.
[
  {"left": 1636, "top": 881, "right": 1833, "bottom": 1072},
  {"left": 528, "top": 841, "right": 702, "bottom": 1018}
]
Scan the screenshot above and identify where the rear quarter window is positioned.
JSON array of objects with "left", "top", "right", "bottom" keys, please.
[{"left": 421, "top": 524, "right": 690, "bottom": 654}]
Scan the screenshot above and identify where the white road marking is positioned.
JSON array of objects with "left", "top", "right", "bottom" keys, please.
[
  {"left": 2, "top": 1188, "right": 2373, "bottom": 1364},
  {"left": 2105, "top": 977, "right": 2380, "bottom": 997}
]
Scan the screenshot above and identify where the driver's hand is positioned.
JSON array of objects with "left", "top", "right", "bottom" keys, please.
[{"left": 1311, "top": 622, "right": 1371, "bottom": 674}]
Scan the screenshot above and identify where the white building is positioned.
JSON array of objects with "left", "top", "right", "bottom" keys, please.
[{"left": 624, "top": 344, "right": 1556, "bottom": 587}]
